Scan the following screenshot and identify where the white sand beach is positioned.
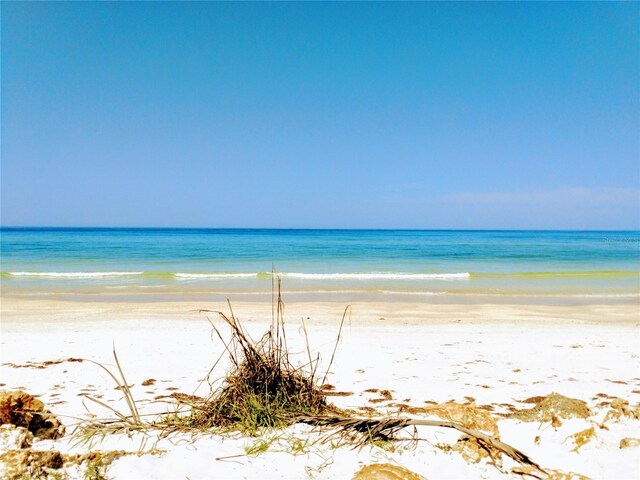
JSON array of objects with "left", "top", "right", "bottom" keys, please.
[{"left": 1, "top": 297, "right": 639, "bottom": 479}]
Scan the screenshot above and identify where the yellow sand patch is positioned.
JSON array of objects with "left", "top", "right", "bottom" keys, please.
[
  {"left": 619, "top": 437, "right": 640, "bottom": 449},
  {"left": 512, "top": 393, "right": 591, "bottom": 423},
  {"left": 352, "top": 463, "right": 427, "bottom": 480},
  {"left": 567, "top": 427, "right": 595, "bottom": 452},
  {"left": 422, "top": 401, "right": 499, "bottom": 436}
]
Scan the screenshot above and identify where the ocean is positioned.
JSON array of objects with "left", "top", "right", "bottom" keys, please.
[{"left": 1, "top": 228, "right": 639, "bottom": 302}]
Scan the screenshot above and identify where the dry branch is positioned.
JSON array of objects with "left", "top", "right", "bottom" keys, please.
[{"left": 297, "top": 415, "right": 546, "bottom": 473}]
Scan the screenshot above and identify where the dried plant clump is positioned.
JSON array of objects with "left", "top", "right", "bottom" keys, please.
[{"left": 177, "top": 280, "right": 346, "bottom": 435}]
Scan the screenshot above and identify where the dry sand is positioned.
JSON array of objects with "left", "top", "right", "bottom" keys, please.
[{"left": 1, "top": 296, "right": 639, "bottom": 479}]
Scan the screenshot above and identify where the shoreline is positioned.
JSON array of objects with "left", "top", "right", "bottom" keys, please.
[
  {"left": 2, "top": 295, "right": 640, "bottom": 328},
  {"left": 2, "top": 287, "right": 640, "bottom": 312}
]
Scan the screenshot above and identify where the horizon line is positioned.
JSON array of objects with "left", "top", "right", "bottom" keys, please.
[{"left": 1, "top": 226, "right": 639, "bottom": 233}]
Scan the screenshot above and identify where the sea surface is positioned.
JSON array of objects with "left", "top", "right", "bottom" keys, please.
[{"left": 1, "top": 228, "right": 639, "bottom": 303}]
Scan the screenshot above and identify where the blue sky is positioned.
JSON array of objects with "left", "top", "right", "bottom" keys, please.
[{"left": 2, "top": 2, "right": 638, "bottom": 229}]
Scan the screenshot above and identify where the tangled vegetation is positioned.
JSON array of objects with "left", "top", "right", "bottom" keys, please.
[{"left": 176, "top": 281, "right": 343, "bottom": 434}]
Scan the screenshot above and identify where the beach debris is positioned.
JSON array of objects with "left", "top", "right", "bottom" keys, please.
[
  {"left": 546, "top": 471, "right": 591, "bottom": 480},
  {"left": 606, "top": 397, "right": 630, "bottom": 419},
  {"left": 609, "top": 397, "right": 630, "bottom": 412},
  {"left": 511, "top": 393, "right": 591, "bottom": 423},
  {"left": 0, "top": 424, "right": 33, "bottom": 450},
  {"left": 63, "top": 449, "right": 129, "bottom": 468},
  {"left": 512, "top": 466, "right": 591, "bottom": 480},
  {"left": 380, "top": 390, "right": 393, "bottom": 400},
  {"left": 352, "top": 463, "right": 427, "bottom": 480},
  {"left": 0, "top": 449, "right": 64, "bottom": 479},
  {"left": 320, "top": 384, "right": 353, "bottom": 398},
  {"left": 1, "top": 357, "right": 84, "bottom": 370},
  {"left": 154, "top": 392, "right": 205, "bottom": 404},
  {"left": 419, "top": 401, "right": 504, "bottom": 464},
  {"left": 367, "top": 389, "right": 393, "bottom": 403},
  {"left": 389, "top": 402, "right": 500, "bottom": 432},
  {"left": 165, "top": 285, "right": 346, "bottom": 434},
  {"left": 298, "top": 415, "right": 544, "bottom": 472},
  {"left": 357, "top": 406, "right": 378, "bottom": 416},
  {"left": 567, "top": 427, "right": 595, "bottom": 452},
  {"left": 114, "top": 383, "right": 135, "bottom": 390},
  {"left": 452, "top": 435, "right": 501, "bottom": 466},
  {"left": 0, "top": 390, "right": 65, "bottom": 439},
  {"left": 80, "top": 348, "right": 143, "bottom": 429},
  {"left": 0, "top": 448, "right": 144, "bottom": 480},
  {"left": 423, "top": 401, "right": 499, "bottom": 436},
  {"left": 511, "top": 465, "right": 547, "bottom": 479},
  {"left": 324, "top": 391, "right": 355, "bottom": 397},
  {"left": 392, "top": 404, "right": 423, "bottom": 415},
  {"left": 619, "top": 437, "right": 640, "bottom": 449},
  {"left": 602, "top": 397, "right": 640, "bottom": 422},
  {"left": 141, "top": 378, "right": 157, "bottom": 386}
]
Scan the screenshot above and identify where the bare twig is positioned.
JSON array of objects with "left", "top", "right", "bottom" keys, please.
[
  {"left": 321, "top": 305, "right": 350, "bottom": 386},
  {"left": 297, "top": 415, "right": 546, "bottom": 473}
]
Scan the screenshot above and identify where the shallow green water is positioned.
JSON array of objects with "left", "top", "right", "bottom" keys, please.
[{"left": 1, "top": 228, "right": 638, "bottom": 300}]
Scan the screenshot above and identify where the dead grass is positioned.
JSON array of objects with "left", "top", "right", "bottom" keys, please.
[
  {"left": 77, "top": 275, "right": 346, "bottom": 441},
  {"left": 167, "top": 278, "right": 345, "bottom": 435}
]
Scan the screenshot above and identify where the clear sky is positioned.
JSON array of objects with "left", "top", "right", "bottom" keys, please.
[{"left": 2, "top": 2, "right": 639, "bottom": 229}]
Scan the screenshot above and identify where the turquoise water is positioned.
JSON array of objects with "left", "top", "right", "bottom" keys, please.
[{"left": 1, "top": 228, "right": 639, "bottom": 299}]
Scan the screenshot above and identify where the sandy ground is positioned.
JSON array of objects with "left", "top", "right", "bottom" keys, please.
[{"left": 1, "top": 296, "right": 639, "bottom": 479}]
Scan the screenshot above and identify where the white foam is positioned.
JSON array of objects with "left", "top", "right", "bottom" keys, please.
[
  {"left": 9, "top": 271, "right": 143, "bottom": 278},
  {"left": 8, "top": 271, "right": 471, "bottom": 281},
  {"left": 378, "top": 290, "right": 448, "bottom": 295},
  {"left": 280, "top": 272, "right": 471, "bottom": 280},
  {"left": 174, "top": 273, "right": 258, "bottom": 279}
]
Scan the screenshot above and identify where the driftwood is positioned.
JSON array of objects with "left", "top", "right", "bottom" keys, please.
[{"left": 297, "top": 415, "right": 547, "bottom": 474}]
